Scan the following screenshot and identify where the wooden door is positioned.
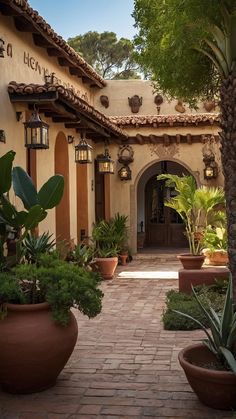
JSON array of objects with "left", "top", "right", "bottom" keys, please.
[
  {"left": 145, "top": 175, "right": 188, "bottom": 248},
  {"left": 95, "top": 161, "right": 105, "bottom": 221}
]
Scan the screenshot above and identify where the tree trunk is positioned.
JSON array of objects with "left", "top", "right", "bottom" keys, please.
[{"left": 220, "top": 74, "right": 236, "bottom": 300}]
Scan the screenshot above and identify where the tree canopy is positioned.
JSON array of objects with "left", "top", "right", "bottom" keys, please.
[
  {"left": 133, "top": 0, "right": 236, "bottom": 106},
  {"left": 68, "top": 31, "right": 140, "bottom": 80}
]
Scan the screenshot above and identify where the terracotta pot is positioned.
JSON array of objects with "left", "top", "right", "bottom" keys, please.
[
  {"left": 179, "top": 343, "right": 236, "bottom": 410},
  {"left": 120, "top": 253, "right": 128, "bottom": 266},
  {"left": 202, "top": 249, "right": 228, "bottom": 266},
  {"left": 94, "top": 257, "right": 118, "bottom": 280},
  {"left": 0, "top": 302, "right": 78, "bottom": 394},
  {"left": 177, "top": 253, "right": 205, "bottom": 270}
]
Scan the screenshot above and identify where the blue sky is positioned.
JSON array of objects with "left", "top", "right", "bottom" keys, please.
[{"left": 29, "top": 0, "right": 137, "bottom": 41}]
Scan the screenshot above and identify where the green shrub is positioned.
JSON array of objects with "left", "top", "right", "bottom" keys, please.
[{"left": 163, "top": 284, "right": 226, "bottom": 330}]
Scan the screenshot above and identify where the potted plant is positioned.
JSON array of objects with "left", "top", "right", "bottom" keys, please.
[
  {"left": 156, "top": 174, "right": 225, "bottom": 269},
  {"left": 91, "top": 218, "right": 119, "bottom": 279},
  {"left": 202, "top": 215, "right": 228, "bottom": 265},
  {"left": 175, "top": 277, "right": 236, "bottom": 410},
  {"left": 113, "top": 213, "right": 129, "bottom": 266},
  {"left": 0, "top": 151, "right": 103, "bottom": 393}
]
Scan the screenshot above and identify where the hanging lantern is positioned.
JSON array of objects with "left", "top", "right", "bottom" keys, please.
[
  {"left": 24, "top": 109, "right": 49, "bottom": 149},
  {"left": 75, "top": 135, "right": 93, "bottom": 164},
  {"left": 0, "top": 38, "right": 5, "bottom": 58},
  {"left": 97, "top": 148, "right": 114, "bottom": 174},
  {"left": 118, "top": 165, "right": 132, "bottom": 181}
]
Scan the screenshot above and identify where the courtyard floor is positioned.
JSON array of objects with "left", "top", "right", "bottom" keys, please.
[{"left": 0, "top": 256, "right": 233, "bottom": 419}]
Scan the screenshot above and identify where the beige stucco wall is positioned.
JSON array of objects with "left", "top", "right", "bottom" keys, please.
[
  {"left": 0, "top": 14, "right": 96, "bottom": 242},
  {"left": 94, "top": 80, "right": 219, "bottom": 116}
]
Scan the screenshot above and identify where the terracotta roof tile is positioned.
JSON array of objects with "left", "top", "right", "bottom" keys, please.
[
  {"left": 6, "top": 0, "right": 105, "bottom": 87},
  {"left": 109, "top": 114, "right": 220, "bottom": 127},
  {"left": 8, "top": 81, "right": 127, "bottom": 138}
]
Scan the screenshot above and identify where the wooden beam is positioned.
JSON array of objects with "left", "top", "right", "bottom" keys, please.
[
  {"left": 47, "top": 48, "right": 64, "bottom": 57},
  {"left": 33, "top": 33, "right": 51, "bottom": 47},
  {"left": 58, "top": 57, "right": 71, "bottom": 67},
  {"left": 52, "top": 116, "right": 78, "bottom": 123},
  {"left": 136, "top": 134, "right": 144, "bottom": 144},
  {"left": 0, "top": 3, "right": 19, "bottom": 15},
  {"left": 186, "top": 134, "right": 192, "bottom": 144},
  {"left": 14, "top": 17, "right": 37, "bottom": 33},
  {"left": 163, "top": 134, "right": 170, "bottom": 146},
  {"left": 65, "top": 118, "right": 110, "bottom": 138},
  {"left": 9, "top": 91, "right": 58, "bottom": 103}
]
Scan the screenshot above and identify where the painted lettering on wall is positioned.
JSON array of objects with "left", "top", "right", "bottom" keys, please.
[{"left": 23, "top": 51, "right": 89, "bottom": 102}]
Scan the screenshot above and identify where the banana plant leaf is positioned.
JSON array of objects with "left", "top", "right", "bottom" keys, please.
[
  {"left": 24, "top": 205, "right": 47, "bottom": 230},
  {"left": 38, "top": 175, "right": 64, "bottom": 209},
  {"left": 0, "top": 151, "right": 15, "bottom": 195},
  {"left": 12, "top": 167, "right": 39, "bottom": 210}
]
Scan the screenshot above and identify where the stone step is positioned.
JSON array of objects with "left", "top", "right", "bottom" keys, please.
[{"left": 133, "top": 253, "right": 180, "bottom": 262}]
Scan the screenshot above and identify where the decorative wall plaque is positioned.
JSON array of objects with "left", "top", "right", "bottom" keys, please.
[
  {"left": 175, "top": 100, "right": 186, "bottom": 113},
  {"left": 100, "top": 95, "right": 109, "bottom": 108},
  {"left": 149, "top": 143, "right": 180, "bottom": 159},
  {"left": 128, "top": 95, "right": 142, "bottom": 113}
]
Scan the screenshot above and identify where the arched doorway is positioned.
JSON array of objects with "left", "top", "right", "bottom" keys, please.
[
  {"left": 55, "top": 132, "right": 70, "bottom": 244},
  {"left": 138, "top": 160, "right": 193, "bottom": 249}
]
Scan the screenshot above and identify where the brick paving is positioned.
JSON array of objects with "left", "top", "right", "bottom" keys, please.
[{"left": 0, "top": 257, "right": 234, "bottom": 419}]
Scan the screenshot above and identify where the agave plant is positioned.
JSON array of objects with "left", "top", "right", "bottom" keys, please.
[
  {"left": 174, "top": 277, "right": 236, "bottom": 373},
  {"left": 22, "top": 232, "right": 56, "bottom": 264}
]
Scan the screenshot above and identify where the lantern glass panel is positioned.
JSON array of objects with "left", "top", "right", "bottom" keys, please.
[{"left": 204, "top": 166, "right": 214, "bottom": 179}]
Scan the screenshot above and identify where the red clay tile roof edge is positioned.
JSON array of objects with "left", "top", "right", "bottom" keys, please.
[
  {"left": 109, "top": 114, "right": 220, "bottom": 127},
  {"left": 8, "top": 81, "right": 127, "bottom": 138},
  {"left": 7, "top": 0, "right": 105, "bottom": 87}
]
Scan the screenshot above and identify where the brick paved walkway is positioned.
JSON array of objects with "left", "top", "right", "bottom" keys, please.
[{"left": 0, "top": 258, "right": 233, "bottom": 419}]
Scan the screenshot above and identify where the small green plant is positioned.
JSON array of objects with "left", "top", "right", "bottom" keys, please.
[
  {"left": 203, "top": 226, "right": 227, "bottom": 252},
  {"left": 173, "top": 277, "right": 236, "bottom": 373},
  {"left": 68, "top": 242, "right": 94, "bottom": 267},
  {"left": 156, "top": 174, "right": 225, "bottom": 255},
  {"left": 22, "top": 232, "right": 56, "bottom": 264},
  {"left": 0, "top": 253, "right": 103, "bottom": 326},
  {"left": 92, "top": 213, "right": 128, "bottom": 258}
]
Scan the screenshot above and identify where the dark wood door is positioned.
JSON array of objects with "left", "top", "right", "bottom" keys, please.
[{"left": 145, "top": 176, "right": 188, "bottom": 248}]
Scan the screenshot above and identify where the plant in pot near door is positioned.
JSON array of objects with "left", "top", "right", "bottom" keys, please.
[
  {"left": 91, "top": 213, "right": 129, "bottom": 278},
  {"left": 175, "top": 277, "right": 236, "bottom": 410},
  {"left": 156, "top": 174, "right": 225, "bottom": 269},
  {"left": 0, "top": 151, "right": 103, "bottom": 394}
]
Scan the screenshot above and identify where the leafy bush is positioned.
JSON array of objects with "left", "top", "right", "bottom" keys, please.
[
  {"left": 0, "top": 254, "right": 103, "bottom": 326},
  {"left": 163, "top": 283, "right": 226, "bottom": 330}
]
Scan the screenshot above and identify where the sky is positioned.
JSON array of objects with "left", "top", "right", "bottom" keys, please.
[{"left": 29, "top": 0, "right": 137, "bottom": 41}]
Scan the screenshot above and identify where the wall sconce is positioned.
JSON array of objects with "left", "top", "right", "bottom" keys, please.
[
  {"left": 117, "top": 145, "right": 133, "bottom": 181},
  {"left": 0, "top": 38, "right": 5, "bottom": 58},
  {"left": 0, "top": 130, "right": 6, "bottom": 143},
  {"left": 16, "top": 111, "right": 23, "bottom": 122},
  {"left": 44, "top": 72, "right": 56, "bottom": 85},
  {"left": 24, "top": 107, "right": 49, "bottom": 149},
  {"left": 97, "top": 147, "right": 114, "bottom": 174},
  {"left": 67, "top": 135, "right": 74, "bottom": 144},
  {"left": 203, "top": 150, "right": 218, "bottom": 180},
  {"left": 75, "top": 134, "right": 93, "bottom": 164},
  {"left": 118, "top": 165, "right": 132, "bottom": 181}
]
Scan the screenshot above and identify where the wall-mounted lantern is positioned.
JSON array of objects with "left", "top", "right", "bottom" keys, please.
[
  {"left": 97, "top": 148, "right": 114, "bottom": 174},
  {"left": 75, "top": 133, "right": 93, "bottom": 164},
  {"left": 203, "top": 150, "right": 218, "bottom": 180},
  {"left": 118, "top": 165, "right": 132, "bottom": 181},
  {"left": 24, "top": 108, "right": 49, "bottom": 149},
  {"left": 0, "top": 38, "right": 5, "bottom": 58}
]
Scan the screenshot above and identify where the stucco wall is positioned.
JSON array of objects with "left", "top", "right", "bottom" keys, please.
[
  {"left": 0, "top": 14, "right": 95, "bottom": 242},
  {"left": 94, "top": 80, "right": 219, "bottom": 116}
]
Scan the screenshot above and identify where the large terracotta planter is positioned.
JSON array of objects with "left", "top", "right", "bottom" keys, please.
[
  {"left": 179, "top": 343, "right": 236, "bottom": 410},
  {"left": 177, "top": 253, "right": 205, "bottom": 270},
  {"left": 0, "top": 302, "right": 78, "bottom": 394},
  {"left": 94, "top": 257, "right": 118, "bottom": 280},
  {"left": 202, "top": 249, "right": 228, "bottom": 266}
]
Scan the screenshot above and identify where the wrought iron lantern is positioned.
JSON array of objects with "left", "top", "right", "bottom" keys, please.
[
  {"left": 118, "top": 165, "right": 132, "bottom": 181},
  {"left": 24, "top": 108, "right": 49, "bottom": 149},
  {"left": 0, "top": 38, "right": 5, "bottom": 58},
  {"left": 204, "top": 163, "right": 218, "bottom": 180},
  {"left": 97, "top": 148, "right": 114, "bottom": 174},
  {"left": 75, "top": 134, "right": 93, "bottom": 164}
]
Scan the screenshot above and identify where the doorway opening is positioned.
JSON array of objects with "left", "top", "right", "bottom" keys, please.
[{"left": 137, "top": 160, "right": 193, "bottom": 249}]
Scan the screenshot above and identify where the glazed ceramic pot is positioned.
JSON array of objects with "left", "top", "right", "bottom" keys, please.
[
  {"left": 0, "top": 302, "right": 78, "bottom": 393},
  {"left": 179, "top": 343, "right": 236, "bottom": 410}
]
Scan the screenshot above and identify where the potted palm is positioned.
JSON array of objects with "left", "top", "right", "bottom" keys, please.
[
  {"left": 0, "top": 151, "right": 103, "bottom": 394},
  {"left": 156, "top": 174, "right": 225, "bottom": 269},
  {"left": 175, "top": 277, "right": 236, "bottom": 410}
]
